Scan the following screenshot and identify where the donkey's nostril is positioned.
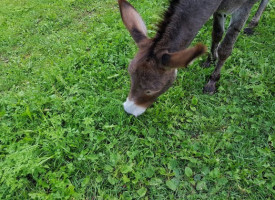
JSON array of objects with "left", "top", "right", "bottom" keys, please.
[{"left": 123, "top": 98, "right": 146, "bottom": 117}]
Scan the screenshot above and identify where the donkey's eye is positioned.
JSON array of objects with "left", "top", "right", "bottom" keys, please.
[
  {"left": 145, "top": 90, "right": 158, "bottom": 96},
  {"left": 145, "top": 90, "right": 152, "bottom": 95}
]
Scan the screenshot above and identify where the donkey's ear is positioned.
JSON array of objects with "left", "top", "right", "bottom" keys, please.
[
  {"left": 118, "top": 0, "right": 148, "bottom": 45},
  {"left": 162, "top": 44, "right": 207, "bottom": 68}
]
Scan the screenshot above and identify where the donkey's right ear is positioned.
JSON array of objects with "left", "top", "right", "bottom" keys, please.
[{"left": 118, "top": 0, "right": 148, "bottom": 46}]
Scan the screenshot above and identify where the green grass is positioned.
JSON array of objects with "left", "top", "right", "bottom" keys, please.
[{"left": 0, "top": 0, "right": 274, "bottom": 199}]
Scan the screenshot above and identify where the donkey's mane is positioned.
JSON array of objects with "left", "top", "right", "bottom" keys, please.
[{"left": 150, "top": 0, "right": 180, "bottom": 55}]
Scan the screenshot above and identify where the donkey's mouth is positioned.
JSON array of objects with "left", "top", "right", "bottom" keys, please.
[{"left": 123, "top": 98, "right": 147, "bottom": 117}]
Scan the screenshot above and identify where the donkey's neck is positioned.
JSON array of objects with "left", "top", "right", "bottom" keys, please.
[{"left": 152, "top": 0, "right": 223, "bottom": 54}]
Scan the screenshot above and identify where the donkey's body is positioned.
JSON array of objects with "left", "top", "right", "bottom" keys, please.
[
  {"left": 153, "top": 0, "right": 247, "bottom": 51},
  {"left": 119, "top": 0, "right": 267, "bottom": 116}
]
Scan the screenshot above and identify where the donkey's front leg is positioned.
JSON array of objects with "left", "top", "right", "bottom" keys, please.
[
  {"left": 204, "top": 1, "right": 256, "bottom": 94},
  {"left": 202, "top": 13, "right": 226, "bottom": 68},
  {"left": 244, "top": 0, "right": 269, "bottom": 35}
]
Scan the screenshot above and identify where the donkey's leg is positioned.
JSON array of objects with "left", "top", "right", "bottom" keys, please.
[
  {"left": 203, "top": 1, "right": 257, "bottom": 94},
  {"left": 244, "top": 0, "right": 269, "bottom": 35},
  {"left": 202, "top": 13, "right": 226, "bottom": 68}
]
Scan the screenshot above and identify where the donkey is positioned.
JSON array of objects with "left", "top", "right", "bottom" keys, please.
[{"left": 119, "top": 0, "right": 265, "bottom": 117}]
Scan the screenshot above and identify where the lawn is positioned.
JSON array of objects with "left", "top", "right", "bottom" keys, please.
[{"left": 0, "top": 0, "right": 274, "bottom": 199}]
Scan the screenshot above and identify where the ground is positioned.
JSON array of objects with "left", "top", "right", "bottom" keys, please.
[{"left": 0, "top": 0, "right": 274, "bottom": 199}]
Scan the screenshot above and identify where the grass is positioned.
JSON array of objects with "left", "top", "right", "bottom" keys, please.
[{"left": 0, "top": 0, "right": 274, "bottom": 199}]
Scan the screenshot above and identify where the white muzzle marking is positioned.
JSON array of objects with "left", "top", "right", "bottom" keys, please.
[{"left": 123, "top": 98, "right": 146, "bottom": 117}]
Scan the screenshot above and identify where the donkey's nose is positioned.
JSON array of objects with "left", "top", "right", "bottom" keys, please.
[{"left": 123, "top": 98, "right": 146, "bottom": 117}]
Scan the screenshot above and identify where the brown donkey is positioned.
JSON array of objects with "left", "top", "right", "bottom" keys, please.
[{"left": 119, "top": 0, "right": 265, "bottom": 117}]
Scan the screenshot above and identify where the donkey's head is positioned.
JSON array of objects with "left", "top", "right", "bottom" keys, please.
[{"left": 119, "top": 0, "right": 206, "bottom": 117}]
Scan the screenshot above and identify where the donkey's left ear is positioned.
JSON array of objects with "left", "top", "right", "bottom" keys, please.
[
  {"left": 161, "top": 44, "right": 207, "bottom": 68},
  {"left": 118, "top": 0, "right": 148, "bottom": 46}
]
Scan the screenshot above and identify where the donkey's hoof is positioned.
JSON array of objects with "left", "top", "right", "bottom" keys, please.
[
  {"left": 244, "top": 28, "right": 254, "bottom": 35},
  {"left": 201, "top": 60, "right": 212, "bottom": 68},
  {"left": 203, "top": 82, "right": 216, "bottom": 95}
]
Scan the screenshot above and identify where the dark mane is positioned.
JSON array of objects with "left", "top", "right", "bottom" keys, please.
[{"left": 150, "top": 0, "right": 180, "bottom": 55}]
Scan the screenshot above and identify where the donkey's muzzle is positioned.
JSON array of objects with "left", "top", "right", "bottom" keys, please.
[{"left": 123, "top": 98, "right": 146, "bottom": 117}]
